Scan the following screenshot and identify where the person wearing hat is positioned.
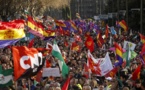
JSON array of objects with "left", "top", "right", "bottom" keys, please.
[{"left": 105, "top": 77, "right": 112, "bottom": 90}]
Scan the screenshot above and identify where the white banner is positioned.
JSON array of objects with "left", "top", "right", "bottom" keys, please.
[
  {"left": 42, "top": 68, "right": 61, "bottom": 77},
  {"left": 123, "top": 41, "right": 136, "bottom": 50},
  {"left": 100, "top": 52, "right": 113, "bottom": 76}
]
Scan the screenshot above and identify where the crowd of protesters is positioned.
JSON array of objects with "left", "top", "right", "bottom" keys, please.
[{"left": 0, "top": 14, "right": 145, "bottom": 90}]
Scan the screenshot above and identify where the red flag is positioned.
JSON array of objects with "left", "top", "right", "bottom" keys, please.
[
  {"left": 139, "top": 33, "right": 145, "bottom": 44},
  {"left": 64, "top": 30, "right": 70, "bottom": 36},
  {"left": 97, "top": 33, "right": 104, "bottom": 48},
  {"left": 105, "top": 24, "right": 109, "bottom": 38},
  {"left": 45, "top": 59, "right": 51, "bottom": 68},
  {"left": 74, "top": 35, "right": 82, "bottom": 42},
  {"left": 141, "top": 43, "right": 145, "bottom": 55},
  {"left": 132, "top": 65, "right": 141, "bottom": 80},
  {"left": 85, "top": 36, "right": 94, "bottom": 52},
  {"left": 12, "top": 46, "right": 43, "bottom": 81},
  {"left": 62, "top": 76, "right": 72, "bottom": 90},
  {"left": 57, "top": 27, "right": 64, "bottom": 36},
  {"left": 37, "top": 48, "right": 51, "bottom": 56},
  {"left": 84, "top": 63, "right": 89, "bottom": 72},
  {"left": 87, "top": 51, "right": 101, "bottom": 75},
  {"left": 28, "top": 39, "right": 34, "bottom": 48},
  {"left": 35, "top": 70, "right": 43, "bottom": 82},
  {"left": 71, "top": 42, "right": 80, "bottom": 52},
  {"left": 64, "top": 41, "right": 69, "bottom": 47},
  {"left": 105, "top": 67, "right": 118, "bottom": 77}
]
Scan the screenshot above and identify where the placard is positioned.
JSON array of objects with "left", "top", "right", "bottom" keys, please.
[{"left": 42, "top": 68, "right": 61, "bottom": 77}]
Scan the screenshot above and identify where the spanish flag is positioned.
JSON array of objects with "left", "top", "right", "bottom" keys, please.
[
  {"left": 139, "top": 33, "right": 145, "bottom": 44},
  {"left": 97, "top": 32, "right": 104, "bottom": 48},
  {"left": 55, "top": 20, "right": 66, "bottom": 28},
  {"left": 114, "top": 42, "right": 123, "bottom": 67},
  {"left": 119, "top": 20, "right": 128, "bottom": 32}
]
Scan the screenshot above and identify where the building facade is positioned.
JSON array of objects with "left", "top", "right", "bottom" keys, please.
[
  {"left": 70, "top": 0, "right": 98, "bottom": 19},
  {"left": 70, "top": 0, "right": 109, "bottom": 19}
]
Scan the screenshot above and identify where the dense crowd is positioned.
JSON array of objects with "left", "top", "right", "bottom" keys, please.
[{"left": 0, "top": 15, "right": 145, "bottom": 90}]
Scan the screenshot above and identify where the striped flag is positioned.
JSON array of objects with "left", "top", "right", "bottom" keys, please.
[
  {"left": 55, "top": 20, "right": 67, "bottom": 28},
  {"left": 27, "top": 16, "right": 48, "bottom": 38},
  {"left": 139, "top": 33, "right": 145, "bottom": 44},
  {"left": 114, "top": 42, "right": 123, "bottom": 67},
  {"left": 119, "top": 20, "right": 128, "bottom": 32},
  {"left": 0, "top": 65, "right": 13, "bottom": 87},
  {"left": 52, "top": 41, "right": 69, "bottom": 78},
  {"left": 0, "top": 19, "right": 25, "bottom": 48},
  {"left": 105, "top": 24, "right": 109, "bottom": 38},
  {"left": 97, "top": 32, "right": 104, "bottom": 48}
]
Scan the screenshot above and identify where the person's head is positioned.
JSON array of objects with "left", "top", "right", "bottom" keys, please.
[
  {"left": 98, "top": 84, "right": 104, "bottom": 90},
  {"left": 48, "top": 86, "right": 55, "bottom": 90},
  {"left": 105, "top": 77, "right": 112, "bottom": 85},
  {"left": 135, "top": 79, "right": 141, "bottom": 88},
  {"left": 44, "top": 84, "right": 50, "bottom": 90},
  {"left": 55, "top": 87, "right": 61, "bottom": 90},
  {"left": 123, "top": 86, "right": 130, "bottom": 90},
  {"left": 82, "top": 85, "right": 91, "bottom": 90}
]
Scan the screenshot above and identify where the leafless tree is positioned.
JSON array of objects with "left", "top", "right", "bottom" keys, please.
[{"left": 0, "top": 0, "right": 70, "bottom": 19}]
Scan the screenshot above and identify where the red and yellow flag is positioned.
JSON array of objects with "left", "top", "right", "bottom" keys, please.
[
  {"left": 105, "top": 67, "right": 118, "bottom": 77},
  {"left": 0, "top": 19, "right": 25, "bottom": 40},
  {"left": 71, "top": 42, "right": 80, "bottom": 52},
  {"left": 132, "top": 65, "right": 141, "bottom": 80},
  {"left": 97, "top": 32, "right": 104, "bottom": 48},
  {"left": 87, "top": 51, "right": 101, "bottom": 75},
  {"left": 119, "top": 20, "right": 128, "bottom": 32},
  {"left": 85, "top": 35, "right": 94, "bottom": 52},
  {"left": 55, "top": 20, "right": 66, "bottom": 28},
  {"left": 139, "top": 33, "right": 145, "bottom": 44},
  {"left": 105, "top": 24, "right": 109, "bottom": 38},
  {"left": 114, "top": 42, "right": 123, "bottom": 67}
]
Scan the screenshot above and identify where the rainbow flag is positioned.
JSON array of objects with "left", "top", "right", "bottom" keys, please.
[
  {"left": 119, "top": 20, "right": 128, "bottom": 32},
  {"left": 139, "top": 33, "right": 145, "bottom": 44},
  {"left": 0, "top": 20, "right": 25, "bottom": 48},
  {"left": 114, "top": 42, "right": 123, "bottom": 67}
]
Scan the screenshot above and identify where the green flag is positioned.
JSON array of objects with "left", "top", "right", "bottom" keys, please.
[
  {"left": 0, "top": 65, "right": 13, "bottom": 87},
  {"left": 123, "top": 41, "right": 137, "bottom": 66},
  {"left": 52, "top": 41, "right": 69, "bottom": 78},
  {"left": 123, "top": 50, "right": 137, "bottom": 67}
]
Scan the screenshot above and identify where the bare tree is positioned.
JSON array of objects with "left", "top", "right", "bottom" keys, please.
[{"left": 0, "top": 0, "right": 70, "bottom": 20}]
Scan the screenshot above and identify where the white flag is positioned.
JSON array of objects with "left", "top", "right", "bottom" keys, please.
[
  {"left": 100, "top": 52, "right": 113, "bottom": 76},
  {"left": 123, "top": 41, "right": 136, "bottom": 50}
]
